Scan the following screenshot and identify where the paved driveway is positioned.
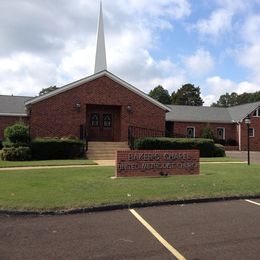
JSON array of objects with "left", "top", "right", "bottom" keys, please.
[
  {"left": 226, "top": 151, "right": 260, "bottom": 163},
  {"left": 1, "top": 200, "right": 259, "bottom": 259}
]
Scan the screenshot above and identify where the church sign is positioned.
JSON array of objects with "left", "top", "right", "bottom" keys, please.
[{"left": 116, "top": 150, "right": 199, "bottom": 177}]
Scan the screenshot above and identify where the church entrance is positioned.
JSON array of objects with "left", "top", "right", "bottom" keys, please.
[{"left": 86, "top": 105, "right": 121, "bottom": 141}]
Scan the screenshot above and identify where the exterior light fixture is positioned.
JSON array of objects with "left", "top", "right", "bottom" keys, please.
[
  {"left": 75, "top": 102, "right": 81, "bottom": 111},
  {"left": 127, "top": 105, "right": 132, "bottom": 112},
  {"left": 245, "top": 114, "right": 251, "bottom": 165}
]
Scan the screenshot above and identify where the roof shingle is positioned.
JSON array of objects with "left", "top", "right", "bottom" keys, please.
[
  {"left": 166, "top": 101, "right": 260, "bottom": 123},
  {"left": 0, "top": 95, "right": 32, "bottom": 116}
]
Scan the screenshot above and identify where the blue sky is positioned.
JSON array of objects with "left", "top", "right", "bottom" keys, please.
[{"left": 0, "top": 0, "right": 259, "bottom": 105}]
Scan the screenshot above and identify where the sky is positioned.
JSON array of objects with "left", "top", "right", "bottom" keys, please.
[{"left": 0, "top": 0, "right": 260, "bottom": 105}]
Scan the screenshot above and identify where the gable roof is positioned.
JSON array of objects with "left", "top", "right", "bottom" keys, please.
[
  {"left": 25, "top": 70, "right": 170, "bottom": 111},
  {"left": 0, "top": 95, "right": 32, "bottom": 116},
  {"left": 227, "top": 101, "right": 260, "bottom": 122},
  {"left": 166, "top": 101, "right": 260, "bottom": 123}
]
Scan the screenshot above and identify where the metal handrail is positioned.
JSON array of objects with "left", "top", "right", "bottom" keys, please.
[{"left": 128, "top": 125, "right": 165, "bottom": 149}]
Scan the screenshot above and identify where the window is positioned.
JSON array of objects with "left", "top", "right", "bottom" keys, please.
[
  {"left": 216, "top": 127, "right": 225, "bottom": 140},
  {"left": 186, "top": 127, "right": 195, "bottom": 138},
  {"left": 103, "top": 113, "right": 112, "bottom": 127},
  {"left": 90, "top": 113, "right": 99, "bottom": 127},
  {"left": 253, "top": 107, "right": 260, "bottom": 117},
  {"left": 249, "top": 128, "right": 255, "bottom": 137}
]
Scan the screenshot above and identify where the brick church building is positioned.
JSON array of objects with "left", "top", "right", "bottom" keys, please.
[{"left": 0, "top": 3, "right": 260, "bottom": 152}]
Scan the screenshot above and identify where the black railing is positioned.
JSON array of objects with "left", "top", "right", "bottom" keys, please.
[
  {"left": 80, "top": 124, "right": 88, "bottom": 151},
  {"left": 128, "top": 125, "right": 165, "bottom": 149}
]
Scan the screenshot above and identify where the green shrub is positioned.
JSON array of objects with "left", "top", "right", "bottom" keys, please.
[
  {"left": 31, "top": 138, "right": 85, "bottom": 160},
  {"left": 0, "top": 147, "right": 31, "bottom": 161},
  {"left": 200, "top": 127, "right": 214, "bottom": 139},
  {"left": 134, "top": 137, "right": 225, "bottom": 157},
  {"left": 213, "top": 144, "right": 226, "bottom": 157},
  {"left": 61, "top": 135, "right": 79, "bottom": 140},
  {"left": 4, "top": 122, "right": 29, "bottom": 145}
]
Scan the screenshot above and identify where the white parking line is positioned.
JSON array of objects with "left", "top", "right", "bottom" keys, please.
[
  {"left": 129, "top": 209, "right": 186, "bottom": 260},
  {"left": 245, "top": 199, "right": 260, "bottom": 206}
]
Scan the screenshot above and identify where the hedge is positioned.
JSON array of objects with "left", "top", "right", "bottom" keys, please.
[
  {"left": 213, "top": 144, "right": 225, "bottom": 157},
  {"left": 134, "top": 137, "right": 226, "bottom": 157},
  {"left": 31, "top": 138, "right": 85, "bottom": 160},
  {"left": 0, "top": 147, "right": 31, "bottom": 161}
]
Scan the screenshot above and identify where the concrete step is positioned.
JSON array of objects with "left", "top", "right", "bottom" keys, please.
[{"left": 87, "top": 141, "right": 129, "bottom": 160}]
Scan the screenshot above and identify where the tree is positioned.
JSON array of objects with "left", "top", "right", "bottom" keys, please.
[
  {"left": 148, "top": 85, "right": 171, "bottom": 104},
  {"left": 39, "top": 86, "right": 58, "bottom": 96},
  {"left": 171, "top": 84, "right": 204, "bottom": 106},
  {"left": 200, "top": 126, "right": 214, "bottom": 139},
  {"left": 211, "top": 91, "right": 260, "bottom": 107},
  {"left": 211, "top": 92, "right": 238, "bottom": 107}
]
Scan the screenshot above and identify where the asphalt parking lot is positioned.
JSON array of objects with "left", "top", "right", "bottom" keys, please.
[{"left": 0, "top": 200, "right": 259, "bottom": 260}]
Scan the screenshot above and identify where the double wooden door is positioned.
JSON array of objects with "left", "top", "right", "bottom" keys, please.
[{"left": 86, "top": 105, "right": 120, "bottom": 141}]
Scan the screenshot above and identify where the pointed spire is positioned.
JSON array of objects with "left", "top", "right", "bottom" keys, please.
[{"left": 94, "top": 1, "right": 107, "bottom": 74}]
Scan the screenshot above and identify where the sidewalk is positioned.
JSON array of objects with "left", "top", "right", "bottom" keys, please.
[{"left": 0, "top": 160, "right": 116, "bottom": 171}]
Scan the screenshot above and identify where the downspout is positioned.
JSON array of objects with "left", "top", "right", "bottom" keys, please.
[{"left": 238, "top": 122, "right": 241, "bottom": 151}]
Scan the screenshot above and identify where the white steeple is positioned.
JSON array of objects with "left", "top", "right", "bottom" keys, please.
[{"left": 94, "top": 1, "right": 107, "bottom": 74}]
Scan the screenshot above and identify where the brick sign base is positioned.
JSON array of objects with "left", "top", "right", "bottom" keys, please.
[{"left": 116, "top": 150, "right": 200, "bottom": 177}]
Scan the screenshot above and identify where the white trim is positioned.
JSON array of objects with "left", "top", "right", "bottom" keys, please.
[
  {"left": 249, "top": 127, "right": 255, "bottom": 137},
  {"left": 186, "top": 126, "right": 195, "bottom": 138},
  {"left": 216, "top": 127, "right": 225, "bottom": 140},
  {"left": 0, "top": 113, "right": 27, "bottom": 117},
  {"left": 25, "top": 70, "right": 170, "bottom": 111},
  {"left": 253, "top": 107, "right": 260, "bottom": 117}
]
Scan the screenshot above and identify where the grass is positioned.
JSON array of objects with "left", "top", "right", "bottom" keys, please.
[
  {"left": 0, "top": 159, "right": 97, "bottom": 168},
  {"left": 0, "top": 163, "right": 259, "bottom": 211},
  {"left": 200, "top": 157, "right": 243, "bottom": 162}
]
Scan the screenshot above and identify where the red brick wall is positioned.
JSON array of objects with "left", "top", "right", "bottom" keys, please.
[
  {"left": 0, "top": 116, "right": 28, "bottom": 140},
  {"left": 28, "top": 75, "right": 166, "bottom": 141},
  {"left": 172, "top": 121, "right": 238, "bottom": 141},
  {"left": 240, "top": 111, "right": 260, "bottom": 151}
]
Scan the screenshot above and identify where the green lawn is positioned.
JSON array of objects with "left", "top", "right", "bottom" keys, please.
[
  {"left": 0, "top": 159, "right": 97, "bottom": 168},
  {"left": 200, "top": 157, "right": 244, "bottom": 162},
  {"left": 0, "top": 163, "right": 259, "bottom": 211}
]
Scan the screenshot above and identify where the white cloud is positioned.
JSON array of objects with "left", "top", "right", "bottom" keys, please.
[
  {"left": 241, "top": 15, "right": 260, "bottom": 44},
  {"left": 123, "top": 0, "right": 191, "bottom": 20},
  {"left": 201, "top": 94, "right": 216, "bottom": 107},
  {"left": 182, "top": 49, "right": 214, "bottom": 77},
  {"left": 194, "top": 9, "right": 233, "bottom": 37},
  {"left": 236, "top": 15, "right": 260, "bottom": 84},
  {"left": 0, "top": 52, "right": 57, "bottom": 96},
  {"left": 203, "top": 76, "right": 259, "bottom": 105},
  {"left": 0, "top": 0, "right": 191, "bottom": 97},
  {"left": 57, "top": 41, "right": 95, "bottom": 85}
]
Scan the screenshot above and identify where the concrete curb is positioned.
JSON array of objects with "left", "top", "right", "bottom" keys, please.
[{"left": 1, "top": 195, "right": 259, "bottom": 216}]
